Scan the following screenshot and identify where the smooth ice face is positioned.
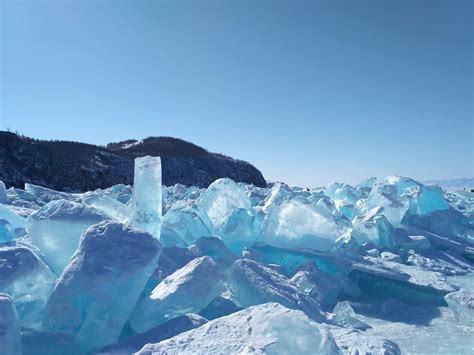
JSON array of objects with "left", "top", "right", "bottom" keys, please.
[
  {"left": 219, "top": 208, "right": 257, "bottom": 253},
  {"left": 98, "top": 314, "right": 208, "bottom": 354},
  {"left": 197, "top": 178, "right": 252, "bottom": 230},
  {"left": 43, "top": 221, "right": 162, "bottom": 349},
  {"left": 137, "top": 303, "right": 340, "bottom": 355},
  {"left": 0, "top": 204, "right": 26, "bottom": 230},
  {"left": 129, "top": 156, "right": 162, "bottom": 239},
  {"left": 445, "top": 289, "right": 474, "bottom": 325},
  {"left": 227, "top": 259, "right": 326, "bottom": 322},
  {"left": 160, "top": 207, "right": 214, "bottom": 247},
  {"left": 260, "top": 199, "right": 349, "bottom": 251},
  {"left": 0, "top": 294, "right": 21, "bottom": 355},
  {"left": 0, "top": 219, "right": 15, "bottom": 243},
  {"left": 26, "top": 199, "right": 107, "bottom": 274},
  {"left": 0, "top": 245, "right": 56, "bottom": 328},
  {"left": 130, "top": 256, "right": 226, "bottom": 333}
]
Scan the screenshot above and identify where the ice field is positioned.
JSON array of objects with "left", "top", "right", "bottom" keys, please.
[{"left": 0, "top": 156, "right": 473, "bottom": 354}]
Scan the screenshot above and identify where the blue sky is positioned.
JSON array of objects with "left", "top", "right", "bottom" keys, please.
[{"left": 1, "top": 0, "right": 472, "bottom": 187}]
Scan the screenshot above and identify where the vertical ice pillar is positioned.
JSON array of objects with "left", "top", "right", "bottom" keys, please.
[
  {"left": 0, "top": 181, "right": 8, "bottom": 204},
  {"left": 129, "top": 156, "right": 162, "bottom": 239}
]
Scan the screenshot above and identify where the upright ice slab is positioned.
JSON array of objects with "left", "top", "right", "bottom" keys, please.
[
  {"left": 43, "top": 221, "right": 162, "bottom": 349},
  {"left": 0, "top": 294, "right": 21, "bottom": 355},
  {"left": 26, "top": 200, "right": 107, "bottom": 274},
  {"left": 137, "top": 303, "right": 340, "bottom": 354},
  {"left": 129, "top": 156, "right": 162, "bottom": 239}
]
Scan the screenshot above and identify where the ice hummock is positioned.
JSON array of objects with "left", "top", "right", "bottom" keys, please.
[{"left": 0, "top": 172, "right": 471, "bottom": 353}]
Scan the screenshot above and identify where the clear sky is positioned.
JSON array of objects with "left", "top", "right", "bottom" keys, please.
[{"left": 1, "top": 0, "right": 472, "bottom": 187}]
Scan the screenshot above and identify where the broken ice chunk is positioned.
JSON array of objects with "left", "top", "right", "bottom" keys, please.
[
  {"left": 260, "top": 199, "right": 350, "bottom": 251},
  {"left": 329, "top": 326, "right": 400, "bottom": 355},
  {"left": 129, "top": 156, "right": 162, "bottom": 239},
  {"left": 0, "top": 294, "right": 21, "bottom": 355},
  {"left": 393, "top": 231, "right": 431, "bottom": 252},
  {"left": 197, "top": 178, "right": 252, "bottom": 230},
  {"left": 444, "top": 289, "right": 474, "bottom": 325},
  {"left": 381, "top": 251, "right": 402, "bottom": 263},
  {"left": 227, "top": 259, "right": 326, "bottom": 322},
  {"left": 136, "top": 303, "right": 340, "bottom": 354},
  {"left": 291, "top": 263, "right": 342, "bottom": 306},
  {"left": 260, "top": 182, "right": 295, "bottom": 213},
  {"left": 26, "top": 199, "right": 107, "bottom": 274},
  {"left": 219, "top": 208, "right": 257, "bottom": 253},
  {"left": 129, "top": 256, "right": 226, "bottom": 333},
  {"left": 0, "top": 245, "right": 56, "bottom": 328},
  {"left": 43, "top": 221, "right": 161, "bottom": 349},
  {"left": 331, "top": 301, "right": 370, "bottom": 330}
]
